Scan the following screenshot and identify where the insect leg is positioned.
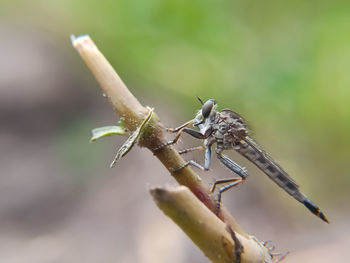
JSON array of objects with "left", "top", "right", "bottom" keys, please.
[
  {"left": 166, "top": 119, "right": 195, "bottom": 133},
  {"left": 204, "top": 146, "right": 212, "bottom": 170},
  {"left": 216, "top": 153, "right": 248, "bottom": 179},
  {"left": 153, "top": 128, "right": 189, "bottom": 151},
  {"left": 213, "top": 153, "right": 248, "bottom": 215},
  {"left": 179, "top": 146, "right": 205, "bottom": 155},
  {"left": 172, "top": 160, "right": 208, "bottom": 173},
  {"left": 210, "top": 178, "right": 243, "bottom": 193},
  {"left": 154, "top": 125, "right": 204, "bottom": 152},
  {"left": 174, "top": 145, "right": 211, "bottom": 173},
  {"left": 213, "top": 178, "right": 245, "bottom": 215},
  {"left": 182, "top": 128, "right": 206, "bottom": 139}
]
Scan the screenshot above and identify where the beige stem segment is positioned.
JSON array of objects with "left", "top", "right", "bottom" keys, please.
[
  {"left": 150, "top": 185, "right": 271, "bottom": 263},
  {"left": 71, "top": 35, "right": 147, "bottom": 131}
]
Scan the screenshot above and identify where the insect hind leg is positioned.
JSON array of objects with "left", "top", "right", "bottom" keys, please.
[
  {"left": 213, "top": 153, "right": 248, "bottom": 215},
  {"left": 212, "top": 177, "right": 245, "bottom": 215},
  {"left": 216, "top": 153, "right": 248, "bottom": 179}
]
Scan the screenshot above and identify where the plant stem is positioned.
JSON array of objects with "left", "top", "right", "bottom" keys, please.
[
  {"left": 151, "top": 185, "right": 271, "bottom": 263},
  {"left": 71, "top": 34, "right": 272, "bottom": 263}
]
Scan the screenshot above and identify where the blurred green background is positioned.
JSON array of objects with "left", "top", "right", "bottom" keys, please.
[{"left": 1, "top": 0, "right": 349, "bottom": 262}]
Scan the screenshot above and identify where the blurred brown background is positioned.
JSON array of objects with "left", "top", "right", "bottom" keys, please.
[{"left": 1, "top": 1, "right": 349, "bottom": 262}]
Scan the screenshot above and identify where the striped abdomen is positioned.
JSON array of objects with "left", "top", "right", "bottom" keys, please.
[{"left": 235, "top": 137, "right": 329, "bottom": 223}]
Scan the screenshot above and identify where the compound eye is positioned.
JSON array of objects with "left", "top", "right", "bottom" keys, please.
[{"left": 202, "top": 99, "right": 215, "bottom": 119}]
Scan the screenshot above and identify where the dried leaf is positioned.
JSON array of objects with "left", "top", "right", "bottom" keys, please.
[{"left": 110, "top": 107, "right": 154, "bottom": 168}]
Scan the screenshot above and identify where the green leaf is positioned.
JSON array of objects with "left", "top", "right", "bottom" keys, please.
[{"left": 90, "top": 121, "right": 127, "bottom": 142}]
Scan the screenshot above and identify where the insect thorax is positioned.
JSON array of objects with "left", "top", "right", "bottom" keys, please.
[{"left": 210, "top": 110, "right": 248, "bottom": 150}]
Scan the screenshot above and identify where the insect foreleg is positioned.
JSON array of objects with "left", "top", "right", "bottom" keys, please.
[
  {"left": 182, "top": 128, "right": 206, "bottom": 139},
  {"left": 154, "top": 123, "right": 204, "bottom": 152},
  {"left": 165, "top": 127, "right": 205, "bottom": 147},
  {"left": 166, "top": 119, "right": 195, "bottom": 133}
]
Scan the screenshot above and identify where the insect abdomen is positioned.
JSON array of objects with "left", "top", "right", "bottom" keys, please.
[
  {"left": 235, "top": 140, "right": 301, "bottom": 199},
  {"left": 235, "top": 138, "right": 329, "bottom": 223},
  {"left": 303, "top": 198, "right": 329, "bottom": 223}
]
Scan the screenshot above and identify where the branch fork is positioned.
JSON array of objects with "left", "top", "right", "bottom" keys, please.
[{"left": 72, "top": 34, "right": 281, "bottom": 263}]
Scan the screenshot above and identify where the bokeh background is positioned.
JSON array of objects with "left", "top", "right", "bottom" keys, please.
[{"left": 1, "top": 1, "right": 349, "bottom": 262}]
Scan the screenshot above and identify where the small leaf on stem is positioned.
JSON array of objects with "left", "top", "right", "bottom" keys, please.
[
  {"left": 90, "top": 121, "right": 127, "bottom": 142},
  {"left": 110, "top": 107, "right": 154, "bottom": 168}
]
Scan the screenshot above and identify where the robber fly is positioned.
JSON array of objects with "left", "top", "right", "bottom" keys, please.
[{"left": 158, "top": 98, "right": 329, "bottom": 223}]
